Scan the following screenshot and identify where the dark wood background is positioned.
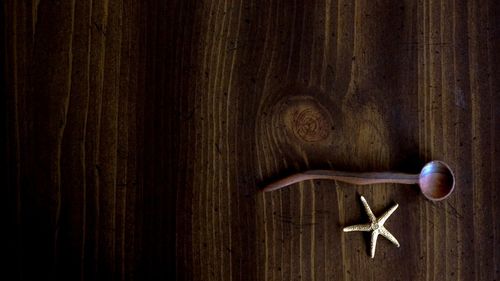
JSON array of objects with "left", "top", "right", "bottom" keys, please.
[{"left": 4, "top": 0, "right": 500, "bottom": 280}]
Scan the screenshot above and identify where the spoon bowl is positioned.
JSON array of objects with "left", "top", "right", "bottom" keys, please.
[{"left": 418, "top": 160, "right": 455, "bottom": 201}]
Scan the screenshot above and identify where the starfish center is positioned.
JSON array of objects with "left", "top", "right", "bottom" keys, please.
[{"left": 371, "top": 223, "right": 380, "bottom": 230}]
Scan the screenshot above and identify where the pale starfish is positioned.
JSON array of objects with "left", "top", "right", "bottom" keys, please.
[{"left": 343, "top": 196, "right": 400, "bottom": 258}]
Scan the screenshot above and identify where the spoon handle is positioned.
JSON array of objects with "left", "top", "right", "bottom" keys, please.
[{"left": 262, "top": 170, "right": 420, "bottom": 192}]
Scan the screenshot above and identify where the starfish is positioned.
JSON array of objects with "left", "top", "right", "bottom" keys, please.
[{"left": 343, "top": 196, "right": 400, "bottom": 258}]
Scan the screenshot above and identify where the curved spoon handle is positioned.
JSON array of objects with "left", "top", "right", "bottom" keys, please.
[{"left": 262, "top": 170, "right": 420, "bottom": 192}]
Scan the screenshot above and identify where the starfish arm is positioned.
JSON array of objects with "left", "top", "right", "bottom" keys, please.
[
  {"left": 377, "top": 203, "right": 399, "bottom": 225},
  {"left": 343, "top": 223, "right": 371, "bottom": 232},
  {"left": 360, "top": 196, "right": 376, "bottom": 222},
  {"left": 380, "top": 227, "right": 400, "bottom": 247},
  {"left": 370, "top": 231, "right": 379, "bottom": 258}
]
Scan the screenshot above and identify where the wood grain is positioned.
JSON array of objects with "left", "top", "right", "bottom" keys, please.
[{"left": 4, "top": 0, "right": 499, "bottom": 280}]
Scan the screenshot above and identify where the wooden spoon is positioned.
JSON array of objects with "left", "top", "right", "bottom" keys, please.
[{"left": 262, "top": 160, "right": 455, "bottom": 201}]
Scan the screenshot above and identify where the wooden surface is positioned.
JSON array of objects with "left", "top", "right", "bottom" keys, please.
[{"left": 4, "top": 0, "right": 500, "bottom": 280}]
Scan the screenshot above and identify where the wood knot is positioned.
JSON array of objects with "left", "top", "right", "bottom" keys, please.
[
  {"left": 291, "top": 106, "right": 330, "bottom": 142},
  {"left": 280, "top": 96, "right": 333, "bottom": 143},
  {"left": 256, "top": 86, "right": 340, "bottom": 168}
]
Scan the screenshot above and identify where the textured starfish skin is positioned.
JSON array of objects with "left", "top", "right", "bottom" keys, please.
[{"left": 343, "top": 196, "right": 400, "bottom": 258}]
